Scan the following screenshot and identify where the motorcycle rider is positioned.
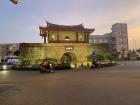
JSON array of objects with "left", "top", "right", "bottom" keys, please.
[
  {"left": 91, "top": 59, "right": 101, "bottom": 69},
  {"left": 40, "top": 60, "right": 54, "bottom": 73}
]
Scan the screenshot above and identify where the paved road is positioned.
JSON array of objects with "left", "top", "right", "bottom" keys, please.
[{"left": 0, "top": 61, "right": 140, "bottom": 105}]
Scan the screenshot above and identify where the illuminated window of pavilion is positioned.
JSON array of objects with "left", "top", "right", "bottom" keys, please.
[
  {"left": 51, "top": 35, "right": 55, "bottom": 40},
  {"left": 79, "top": 35, "right": 82, "bottom": 41},
  {"left": 65, "top": 36, "right": 70, "bottom": 41}
]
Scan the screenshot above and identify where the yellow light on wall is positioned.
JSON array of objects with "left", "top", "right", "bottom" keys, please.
[
  {"left": 52, "top": 35, "right": 55, "bottom": 40},
  {"left": 80, "top": 36, "right": 82, "bottom": 41},
  {"left": 9, "top": 0, "right": 18, "bottom": 4}
]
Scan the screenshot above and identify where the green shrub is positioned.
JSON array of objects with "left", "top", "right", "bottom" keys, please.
[
  {"left": 104, "top": 53, "right": 113, "bottom": 61},
  {"left": 20, "top": 60, "right": 31, "bottom": 65},
  {"left": 35, "top": 59, "right": 43, "bottom": 64}
]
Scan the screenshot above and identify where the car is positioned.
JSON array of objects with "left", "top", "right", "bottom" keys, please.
[
  {"left": 5, "top": 56, "right": 19, "bottom": 65},
  {"left": 0, "top": 62, "right": 14, "bottom": 70}
]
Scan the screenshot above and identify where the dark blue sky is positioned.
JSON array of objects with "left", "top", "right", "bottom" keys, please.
[{"left": 0, "top": 0, "right": 140, "bottom": 49}]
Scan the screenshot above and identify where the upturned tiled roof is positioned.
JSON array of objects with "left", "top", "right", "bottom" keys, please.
[{"left": 39, "top": 22, "right": 95, "bottom": 34}]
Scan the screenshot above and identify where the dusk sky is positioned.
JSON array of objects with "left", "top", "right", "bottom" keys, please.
[{"left": 0, "top": 0, "right": 140, "bottom": 49}]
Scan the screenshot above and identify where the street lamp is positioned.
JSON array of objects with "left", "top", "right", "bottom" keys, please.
[
  {"left": 9, "top": 0, "right": 18, "bottom": 4},
  {"left": 121, "top": 48, "right": 125, "bottom": 60}
]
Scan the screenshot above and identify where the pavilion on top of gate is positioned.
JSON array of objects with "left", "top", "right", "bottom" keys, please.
[{"left": 39, "top": 21, "right": 95, "bottom": 43}]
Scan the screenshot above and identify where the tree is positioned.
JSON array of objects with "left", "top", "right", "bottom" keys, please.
[
  {"left": 87, "top": 52, "right": 113, "bottom": 62},
  {"left": 96, "top": 54, "right": 104, "bottom": 61},
  {"left": 104, "top": 53, "right": 113, "bottom": 61},
  {"left": 87, "top": 54, "right": 104, "bottom": 62},
  {"left": 13, "top": 50, "right": 20, "bottom": 56},
  {"left": 137, "top": 49, "right": 140, "bottom": 53}
]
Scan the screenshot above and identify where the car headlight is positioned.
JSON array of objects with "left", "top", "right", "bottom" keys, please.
[{"left": 2, "top": 65, "right": 7, "bottom": 70}]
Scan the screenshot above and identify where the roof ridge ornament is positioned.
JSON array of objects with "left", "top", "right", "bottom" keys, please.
[{"left": 81, "top": 22, "right": 84, "bottom": 27}]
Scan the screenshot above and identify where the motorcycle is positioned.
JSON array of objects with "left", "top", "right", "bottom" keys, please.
[
  {"left": 90, "top": 61, "right": 101, "bottom": 69},
  {"left": 40, "top": 63, "right": 55, "bottom": 73}
]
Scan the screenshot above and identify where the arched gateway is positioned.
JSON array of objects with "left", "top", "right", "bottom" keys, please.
[
  {"left": 61, "top": 52, "right": 77, "bottom": 64},
  {"left": 19, "top": 21, "right": 107, "bottom": 68}
]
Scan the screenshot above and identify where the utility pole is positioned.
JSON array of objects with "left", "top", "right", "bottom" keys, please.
[{"left": 134, "top": 39, "right": 137, "bottom": 51}]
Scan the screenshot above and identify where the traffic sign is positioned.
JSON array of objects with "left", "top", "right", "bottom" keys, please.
[{"left": 92, "top": 51, "right": 96, "bottom": 57}]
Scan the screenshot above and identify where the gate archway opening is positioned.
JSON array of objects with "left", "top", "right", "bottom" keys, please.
[{"left": 61, "top": 52, "right": 77, "bottom": 65}]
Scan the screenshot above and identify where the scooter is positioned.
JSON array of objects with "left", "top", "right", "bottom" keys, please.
[
  {"left": 40, "top": 63, "right": 55, "bottom": 73},
  {"left": 90, "top": 61, "right": 101, "bottom": 69}
]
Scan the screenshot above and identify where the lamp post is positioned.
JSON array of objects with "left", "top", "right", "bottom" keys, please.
[{"left": 9, "top": 0, "right": 18, "bottom": 4}]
